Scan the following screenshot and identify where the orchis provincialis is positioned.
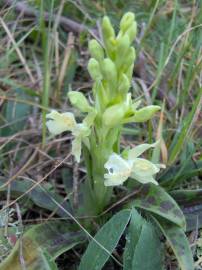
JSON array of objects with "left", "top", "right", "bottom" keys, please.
[
  {"left": 104, "top": 141, "right": 165, "bottom": 187},
  {"left": 46, "top": 110, "right": 96, "bottom": 162},
  {"left": 46, "top": 12, "right": 164, "bottom": 213}
]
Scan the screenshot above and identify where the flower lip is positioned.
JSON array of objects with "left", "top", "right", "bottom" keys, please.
[
  {"left": 132, "top": 158, "right": 160, "bottom": 176},
  {"left": 104, "top": 153, "right": 133, "bottom": 186}
]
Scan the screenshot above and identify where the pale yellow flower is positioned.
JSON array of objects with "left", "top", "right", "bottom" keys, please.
[
  {"left": 46, "top": 110, "right": 76, "bottom": 135},
  {"left": 104, "top": 141, "right": 165, "bottom": 186},
  {"left": 46, "top": 110, "right": 95, "bottom": 162}
]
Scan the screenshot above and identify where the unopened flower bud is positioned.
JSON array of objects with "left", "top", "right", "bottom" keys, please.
[
  {"left": 126, "top": 21, "right": 137, "bottom": 43},
  {"left": 102, "top": 103, "right": 126, "bottom": 127},
  {"left": 102, "top": 16, "right": 115, "bottom": 40},
  {"left": 118, "top": 74, "right": 130, "bottom": 94},
  {"left": 116, "top": 35, "right": 130, "bottom": 67},
  {"left": 87, "top": 58, "right": 102, "bottom": 81},
  {"left": 68, "top": 91, "right": 92, "bottom": 112},
  {"left": 102, "top": 58, "right": 117, "bottom": 86},
  {"left": 89, "top": 40, "right": 104, "bottom": 62},
  {"left": 125, "top": 64, "right": 134, "bottom": 81},
  {"left": 120, "top": 12, "right": 135, "bottom": 33},
  {"left": 133, "top": 105, "right": 161, "bottom": 122},
  {"left": 124, "top": 47, "right": 136, "bottom": 68},
  {"left": 117, "top": 34, "right": 130, "bottom": 54}
]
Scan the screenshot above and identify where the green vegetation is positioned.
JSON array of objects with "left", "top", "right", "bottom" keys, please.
[{"left": 0, "top": 1, "right": 201, "bottom": 269}]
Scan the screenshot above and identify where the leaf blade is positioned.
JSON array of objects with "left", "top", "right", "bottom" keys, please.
[
  {"left": 123, "top": 208, "right": 164, "bottom": 270},
  {"left": 133, "top": 184, "right": 185, "bottom": 228},
  {"left": 79, "top": 210, "right": 131, "bottom": 270},
  {"left": 152, "top": 216, "right": 194, "bottom": 270}
]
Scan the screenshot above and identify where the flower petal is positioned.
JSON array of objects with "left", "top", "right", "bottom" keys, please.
[
  {"left": 131, "top": 158, "right": 160, "bottom": 185},
  {"left": 72, "top": 123, "right": 91, "bottom": 138},
  {"left": 131, "top": 173, "right": 158, "bottom": 185},
  {"left": 104, "top": 153, "right": 132, "bottom": 186},
  {"left": 46, "top": 110, "right": 76, "bottom": 135},
  {"left": 128, "top": 141, "right": 159, "bottom": 160},
  {"left": 132, "top": 158, "right": 160, "bottom": 176},
  {"left": 72, "top": 137, "right": 82, "bottom": 162},
  {"left": 104, "top": 176, "right": 126, "bottom": 186}
]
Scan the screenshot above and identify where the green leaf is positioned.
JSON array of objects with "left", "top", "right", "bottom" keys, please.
[
  {"left": 182, "top": 204, "right": 202, "bottom": 232},
  {"left": 0, "top": 236, "right": 57, "bottom": 270},
  {"left": 123, "top": 209, "right": 164, "bottom": 270},
  {"left": 171, "top": 190, "right": 202, "bottom": 231},
  {"left": 79, "top": 209, "right": 131, "bottom": 270},
  {"left": 132, "top": 184, "right": 185, "bottom": 228},
  {"left": 152, "top": 216, "right": 194, "bottom": 270},
  {"left": 0, "top": 221, "right": 85, "bottom": 270},
  {"left": 1, "top": 88, "right": 33, "bottom": 136},
  {"left": 27, "top": 221, "right": 85, "bottom": 259},
  {"left": 0, "top": 177, "right": 72, "bottom": 217}
]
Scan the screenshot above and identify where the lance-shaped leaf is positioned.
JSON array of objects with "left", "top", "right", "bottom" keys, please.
[
  {"left": 152, "top": 215, "right": 194, "bottom": 270},
  {"left": 123, "top": 208, "right": 164, "bottom": 270},
  {"left": 171, "top": 189, "right": 202, "bottom": 231},
  {"left": 0, "top": 221, "right": 85, "bottom": 270},
  {"left": 132, "top": 184, "right": 186, "bottom": 228},
  {"left": 0, "top": 236, "right": 58, "bottom": 270},
  {"left": 0, "top": 177, "right": 72, "bottom": 217},
  {"left": 79, "top": 210, "right": 131, "bottom": 270}
]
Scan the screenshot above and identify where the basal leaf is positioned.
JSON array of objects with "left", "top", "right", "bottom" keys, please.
[
  {"left": 170, "top": 189, "right": 202, "bottom": 231},
  {"left": 0, "top": 236, "right": 58, "bottom": 270},
  {"left": 0, "top": 221, "right": 85, "bottom": 270},
  {"left": 0, "top": 177, "right": 72, "bottom": 217},
  {"left": 1, "top": 88, "right": 33, "bottom": 136},
  {"left": 79, "top": 209, "right": 131, "bottom": 270},
  {"left": 123, "top": 208, "right": 164, "bottom": 270},
  {"left": 132, "top": 184, "right": 185, "bottom": 228},
  {"left": 152, "top": 216, "right": 194, "bottom": 270},
  {"left": 28, "top": 221, "right": 85, "bottom": 259}
]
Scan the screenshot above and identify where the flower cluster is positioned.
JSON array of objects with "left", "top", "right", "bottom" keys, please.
[{"left": 46, "top": 12, "right": 164, "bottom": 191}]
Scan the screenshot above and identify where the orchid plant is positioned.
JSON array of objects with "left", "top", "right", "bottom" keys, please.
[{"left": 46, "top": 12, "right": 164, "bottom": 214}]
